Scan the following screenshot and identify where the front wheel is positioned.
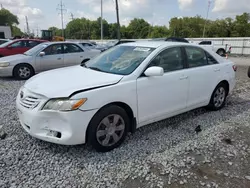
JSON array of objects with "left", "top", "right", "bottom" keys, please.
[
  {"left": 13, "top": 64, "right": 34, "bottom": 80},
  {"left": 207, "top": 83, "right": 228, "bottom": 111},
  {"left": 87, "top": 105, "right": 129, "bottom": 152}
]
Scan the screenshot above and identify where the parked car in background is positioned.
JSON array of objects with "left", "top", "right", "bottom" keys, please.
[
  {"left": 198, "top": 40, "right": 231, "bottom": 56},
  {"left": 15, "top": 41, "right": 236, "bottom": 152},
  {"left": 0, "top": 39, "right": 47, "bottom": 57},
  {"left": 0, "top": 39, "right": 10, "bottom": 45},
  {"left": 0, "top": 42, "right": 100, "bottom": 79},
  {"left": 78, "top": 41, "right": 107, "bottom": 52},
  {"left": 105, "top": 39, "right": 136, "bottom": 49},
  {"left": 151, "top": 37, "right": 189, "bottom": 43}
]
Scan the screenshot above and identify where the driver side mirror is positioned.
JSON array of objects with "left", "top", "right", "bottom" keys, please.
[
  {"left": 39, "top": 52, "right": 45, "bottom": 57},
  {"left": 144, "top": 66, "right": 164, "bottom": 77}
]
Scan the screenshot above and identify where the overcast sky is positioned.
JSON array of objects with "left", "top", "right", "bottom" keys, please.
[{"left": 0, "top": 0, "right": 249, "bottom": 34}]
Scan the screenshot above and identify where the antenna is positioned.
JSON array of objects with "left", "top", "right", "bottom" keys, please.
[
  {"left": 57, "top": 0, "right": 67, "bottom": 38},
  {"left": 202, "top": 0, "right": 212, "bottom": 38}
]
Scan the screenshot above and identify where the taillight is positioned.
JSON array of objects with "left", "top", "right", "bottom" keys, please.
[{"left": 232, "top": 65, "right": 237, "bottom": 71}]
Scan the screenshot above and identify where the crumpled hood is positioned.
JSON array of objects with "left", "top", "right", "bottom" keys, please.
[
  {"left": 24, "top": 65, "right": 123, "bottom": 98},
  {"left": 0, "top": 54, "right": 32, "bottom": 63}
]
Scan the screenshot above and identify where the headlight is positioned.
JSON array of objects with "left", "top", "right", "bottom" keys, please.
[
  {"left": 0, "top": 62, "right": 10, "bottom": 67},
  {"left": 42, "top": 98, "right": 87, "bottom": 111}
]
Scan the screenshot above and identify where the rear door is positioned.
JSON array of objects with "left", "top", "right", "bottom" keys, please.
[
  {"left": 183, "top": 46, "right": 222, "bottom": 108},
  {"left": 37, "top": 43, "right": 64, "bottom": 71},
  {"left": 63, "top": 43, "right": 85, "bottom": 67}
]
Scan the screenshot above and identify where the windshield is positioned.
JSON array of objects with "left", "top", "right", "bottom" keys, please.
[
  {"left": 85, "top": 45, "right": 155, "bottom": 75},
  {"left": 24, "top": 43, "right": 49, "bottom": 56},
  {"left": 0, "top": 40, "right": 13, "bottom": 48}
]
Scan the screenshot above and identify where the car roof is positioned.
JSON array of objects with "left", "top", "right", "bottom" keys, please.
[
  {"left": 119, "top": 41, "right": 197, "bottom": 48},
  {"left": 12, "top": 39, "right": 48, "bottom": 42}
]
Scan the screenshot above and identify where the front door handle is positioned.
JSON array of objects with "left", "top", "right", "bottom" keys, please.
[
  {"left": 179, "top": 76, "right": 188, "bottom": 80},
  {"left": 57, "top": 58, "right": 62, "bottom": 60},
  {"left": 214, "top": 68, "right": 220, "bottom": 72}
]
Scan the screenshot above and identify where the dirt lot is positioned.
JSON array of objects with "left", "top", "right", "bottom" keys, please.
[{"left": 0, "top": 57, "right": 250, "bottom": 188}]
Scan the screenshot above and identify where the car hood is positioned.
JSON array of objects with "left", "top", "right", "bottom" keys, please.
[
  {"left": 24, "top": 65, "right": 123, "bottom": 98},
  {"left": 0, "top": 54, "right": 32, "bottom": 63}
]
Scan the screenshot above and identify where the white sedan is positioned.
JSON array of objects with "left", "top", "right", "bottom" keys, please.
[
  {"left": 16, "top": 41, "right": 236, "bottom": 152},
  {"left": 0, "top": 42, "right": 100, "bottom": 80}
]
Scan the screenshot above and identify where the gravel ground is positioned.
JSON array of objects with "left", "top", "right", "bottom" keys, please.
[{"left": 0, "top": 58, "right": 250, "bottom": 188}]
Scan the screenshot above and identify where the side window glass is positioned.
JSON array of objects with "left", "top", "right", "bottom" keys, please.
[
  {"left": 149, "top": 47, "right": 184, "bottom": 72},
  {"left": 64, "top": 44, "right": 83, "bottom": 53},
  {"left": 185, "top": 47, "right": 207, "bottom": 68},
  {"left": 43, "top": 44, "right": 63, "bottom": 55},
  {"left": 28, "top": 41, "right": 39, "bottom": 48},
  {"left": 10, "top": 41, "right": 24, "bottom": 48},
  {"left": 206, "top": 52, "right": 218, "bottom": 65}
]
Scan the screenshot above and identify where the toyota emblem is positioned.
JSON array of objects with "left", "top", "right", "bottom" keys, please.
[{"left": 20, "top": 91, "right": 24, "bottom": 99}]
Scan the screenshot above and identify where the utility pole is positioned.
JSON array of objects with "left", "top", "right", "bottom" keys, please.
[
  {"left": 202, "top": 0, "right": 212, "bottom": 38},
  {"left": 115, "top": 0, "right": 121, "bottom": 40},
  {"left": 57, "top": 0, "right": 66, "bottom": 39},
  {"left": 70, "top": 13, "right": 74, "bottom": 21},
  {"left": 101, "top": 0, "right": 103, "bottom": 41},
  {"left": 25, "top": 16, "right": 30, "bottom": 36},
  {"left": 1, "top": 4, "right": 3, "bottom": 9}
]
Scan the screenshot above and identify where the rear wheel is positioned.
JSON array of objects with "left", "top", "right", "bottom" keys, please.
[
  {"left": 207, "top": 83, "right": 228, "bottom": 111},
  {"left": 87, "top": 105, "right": 129, "bottom": 152},
  {"left": 13, "top": 64, "right": 34, "bottom": 80}
]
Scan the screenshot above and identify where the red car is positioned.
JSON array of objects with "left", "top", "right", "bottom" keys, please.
[{"left": 0, "top": 39, "right": 47, "bottom": 57}]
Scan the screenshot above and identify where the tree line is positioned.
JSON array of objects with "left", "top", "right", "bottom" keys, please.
[{"left": 1, "top": 7, "right": 250, "bottom": 39}]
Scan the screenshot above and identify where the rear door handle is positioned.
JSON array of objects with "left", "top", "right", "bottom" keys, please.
[
  {"left": 57, "top": 58, "right": 62, "bottom": 60},
  {"left": 80, "top": 56, "right": 83, "bottom": 58},
  {"left": 179, "top": 76, "right": 188, "bottom": 80},
  {"left": 214, "top": 68, "right": 220, "bottom": 72}
]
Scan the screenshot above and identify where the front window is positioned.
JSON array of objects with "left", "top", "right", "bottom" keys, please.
[
  {"left": 0, "top": 40, "right": 13, "bottom": 47},
  {"left": 85, "top": 45, "right": 155, "bottom": 75}
]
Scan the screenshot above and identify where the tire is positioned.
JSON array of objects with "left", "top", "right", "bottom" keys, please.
[
  {"left": 248, "top": 66, "right": 250, "bottom": 78},
  {"left": 216, "top": 49, "right": 226, "bottom": 56},
  {"left": 13, "top": 64, "right": 34, "bottom": 80},
  {"left": 87, "top": 105, "right": 130, "bottom": 152},
  {"left": 207, "top": 83, "right": 228, "bottom": 111}
]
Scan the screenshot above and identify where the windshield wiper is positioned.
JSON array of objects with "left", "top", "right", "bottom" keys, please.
[{"left": 88, "top": 66, "right": 103, "bottom": 72}]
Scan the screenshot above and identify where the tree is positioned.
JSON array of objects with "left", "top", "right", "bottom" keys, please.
[
  {"left": 234, "top": 13, "right": 250, "bottom": 37},
  {"left": 127, "top": 18, "right": 151, "bottom": 38},
  {"left": 149, "top": 26, "right": 169, "bottom": 38},
  {"left": 0, "top": 8, "right": 19, "bottom": 26},
  {"left": 12, "top": 26, "right": 23, "bottom": 36}
]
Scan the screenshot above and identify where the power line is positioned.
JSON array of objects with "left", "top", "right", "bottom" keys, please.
[{"left": 57, "top": 0, "right": 67, "bottom": 38}]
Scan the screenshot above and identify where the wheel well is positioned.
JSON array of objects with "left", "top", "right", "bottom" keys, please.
[
  {"left": 86, "top": 102, "right": 137, "bottom": 142},
  {"left": 216, "top": 48, "right": 226, "bottom": 53},
  {"left": 12, "top": 63, "right": 35, "bottom": 76},
  {"left": 218, "top": 80, "right": 229, "bottom": 95}
]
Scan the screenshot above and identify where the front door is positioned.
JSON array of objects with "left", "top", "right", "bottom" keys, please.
[
  {"left": 136, "top": 47, "right": 189, "bottom": 126},
  {"left": 36, "top": 44, "right": 64, "bottom": 71}
]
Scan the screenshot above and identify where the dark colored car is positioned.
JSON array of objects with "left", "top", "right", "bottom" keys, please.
[
  {"left": 0, "top": 39, "right": 48, "bottom": 57},
  {"left": 151, "top": 37, "right": 189, "bottom": 43}
]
